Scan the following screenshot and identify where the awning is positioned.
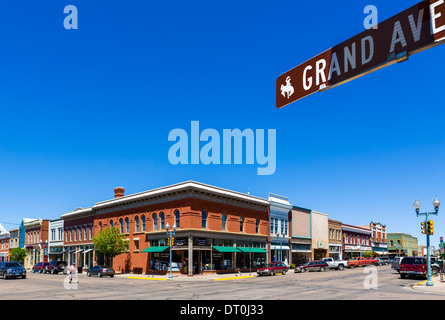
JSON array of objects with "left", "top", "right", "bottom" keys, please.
[
  {"left": 141, "top": 246, "right": 169, "bottom": 253},
  {"left": 83, "top": 249, "right": 93, "bottom": 253},
  {"left": 212, "top": 246, "right": 242, "bottom": 253},
  {"left": 236, "top": 247, "right": 268, "bottom": 253},
  {"left": 74, "top": 249, "right": 83, "bottom": 254}
]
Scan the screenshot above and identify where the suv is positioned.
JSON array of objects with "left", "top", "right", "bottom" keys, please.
[
  {"left": 295, "top": 260, "right": 329, "bottom": 273},
  {"left": 44, "top": 261, "right": 67, "bottom": 274},
  {"left": 257, "top": 262, "right": 288, "bottom": 276},
  {"left": 399, "top": 257, "right": 427, "bottom": 279},
  {"left": 32, "top": 262, "right": 49, "bottom": 273}
]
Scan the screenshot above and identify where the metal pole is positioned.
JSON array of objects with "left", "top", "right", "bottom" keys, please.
[
  {"left": 426, "top": 213, "right": 433, "bottom": 286},
  {"left": 169, "top": 231, "right": 173, "bottom": 279}
]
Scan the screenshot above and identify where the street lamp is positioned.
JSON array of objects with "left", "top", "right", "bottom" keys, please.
[
  {"left": 165, "top": 222, "right": 176, "bottom": 279},
  {"left": 414, "top": 196, "right": 439, "bottom": 286}
]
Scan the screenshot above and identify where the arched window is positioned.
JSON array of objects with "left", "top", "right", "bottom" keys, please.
[
  {"left": 125, "top": 217, "right": 129, "bottom": 234},
  {"left": 110, "top": 220, "right": 114, "bottom": 229},
  {"left": 240, "top": 216, "right": 244, "bottom": 232},
  {"left": 174, "top": 210, "right": 180, "bottom": 229},
  {"left": 160, "top": 212, "right": 165, "bottom": 230},
  {"left": 119, "top": 218, "right": 124, "bottom": 233},
  {"left": 135, "top": 216, "right": 140, "bottom": 232},
  {"left": 99, "top": 222, "right": 102, "bottom": 231},
  {"left": 256, "top": 219, "right": 260, "bottom": 234},
  {"left": 153, "top": 213, "right": 157, "bottom": 231},
  {"left": 142, "top": 215, "right": 146, "bottom": 231},
  {"left": 202, "top": 211, "right": 207, "bottom": 229},
  {"left": 222, "top": 214, "right": 227, "bottom": 231}
]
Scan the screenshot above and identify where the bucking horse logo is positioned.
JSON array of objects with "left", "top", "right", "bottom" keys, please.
[{"left": 280, "top": 76, "right": 294, "bottom": 99}]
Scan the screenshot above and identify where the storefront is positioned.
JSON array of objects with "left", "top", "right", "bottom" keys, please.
[{"left": 143, "top": 235, "right": 268, "bottom": 275}]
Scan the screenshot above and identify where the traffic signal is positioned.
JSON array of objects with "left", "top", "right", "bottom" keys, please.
[
  {"left": 427, "top": 220, "right": 434, "bottom": 235},
  {"left": 166, "top": 237, "right": 170, "bottom": 246},
  {"left": 421, "top": 221, "right": 426, "bottom": 234},
  {"left": 171, "top": 237, "right": 175, "bottom": 246}
]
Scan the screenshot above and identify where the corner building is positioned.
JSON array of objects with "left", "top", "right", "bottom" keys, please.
[{"left": 93, "top": 181, "right": 270, "bottom": 276}]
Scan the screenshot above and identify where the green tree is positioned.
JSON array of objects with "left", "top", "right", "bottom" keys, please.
[
  {"left": 363, "top": 250, "right": 374, "bottom": 258},
  {"left": 9, "top": 247, "right": 27, "bottom": 263},
  {"left": 92, "top": 227, "right": 128, "bottom": 267}
]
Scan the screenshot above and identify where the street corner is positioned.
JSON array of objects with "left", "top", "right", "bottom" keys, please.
[{"left": 411, "top": 277, "right": 445, "bottom": 295}]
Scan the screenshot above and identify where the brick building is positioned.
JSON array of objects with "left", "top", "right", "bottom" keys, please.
[
  {"left": 61, "top": 207, "right": 94, "bottom": 270},
  {"left": 23, "top": 219, "right": 49, "bottom": 269},
  {"left": 63, "top": 181, "right": 270, "bottom": 276}
]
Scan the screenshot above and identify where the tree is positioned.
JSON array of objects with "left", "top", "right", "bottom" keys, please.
[
  {"left": 9, "top": 247, "right": 27, "bottom": 263},
  {"left": 363, "top": 250, "right": 374, "bottom": 258},
  {"left": 92, "top": 227, "right": 128, "bottom": 267}
]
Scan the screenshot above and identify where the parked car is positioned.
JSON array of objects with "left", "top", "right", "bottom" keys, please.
[
  {"left": 295, "top": 260, "right": 329, "bottom": 273},
  {"left": 44, "top": 261, "right": 67, "bottom": 274},
  {"left": 0, "top": 261, "right": 26, "bottom": 279},
  {"left": 257, "top": 262, "right": 288, "bottom": 276},
  {"left": 253, "top": 258, "right": 266, "bottom": 268},
  {"left": 32, "top": 262, "right": 49, "bottom": 273},
  {"left": 321, "top": 257, "right": 348, "bottom": 270},
  {"left": 379, "top": 256, "right": 391, "bottom": 265},
  {"left": 431, "top": 258, "right": 443, "bottom": 275},
  {"left": 391, "top": 257, "right": 403, "bottom": 272},
  {"left": 399, "top": 257, "right": 427, "bottom": 279},
  {"left": 86, "top": 265, "right": 115, "bottom": 277},
  {"left": 348, "top": 257, "right": 378, "bottom": 268}
]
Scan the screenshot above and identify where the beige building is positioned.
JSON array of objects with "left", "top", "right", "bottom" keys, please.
[
  {"left": 290, "top": 206, "right": 312, "bottom": 265},
  {"left": 311, "top": 211, "right": 329, "bottom": 260}
]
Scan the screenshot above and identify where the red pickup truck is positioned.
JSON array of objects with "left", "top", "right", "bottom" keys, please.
[{"left": 347, "top": 257, "right": 379, "bottom": 268}]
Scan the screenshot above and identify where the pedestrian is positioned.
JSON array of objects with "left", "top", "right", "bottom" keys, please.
[{"left": 69, "top": 263, "right": 78, "bottom": 284}]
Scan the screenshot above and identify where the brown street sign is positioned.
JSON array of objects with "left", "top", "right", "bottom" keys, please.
[{"left": 276, "top": 0, "right": 445, "bottom": 108}]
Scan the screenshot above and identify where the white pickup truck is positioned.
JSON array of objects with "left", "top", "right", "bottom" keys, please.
[{"left": 321, "top": 257, "right": 348, "bottom": 271}]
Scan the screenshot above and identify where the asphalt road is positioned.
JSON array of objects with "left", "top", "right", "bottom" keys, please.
[{"left": 2, "top": 265, "right": 444, "bottom": 300}]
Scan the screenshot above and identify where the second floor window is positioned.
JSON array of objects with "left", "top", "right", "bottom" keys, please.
[{"left": 202, "top": 211, "right": 207, "bottom": 229}]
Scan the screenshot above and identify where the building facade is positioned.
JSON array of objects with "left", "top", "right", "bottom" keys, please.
[
  {"left": 61, "top": 207, "right": 94, "bottom": 270},
  {"left": 359, "top": 221, "right": 387, "bottom": 255},
  {"left": 48, "top": 219, "right": 65, "bottom": 262},
  {"left": 328, "top": 219, "right": 343, "bottom": 260},
  {"left": 268, "top": 194, "right": 292, "bottom": 265},
  {"left": 342, "top": 224, "right": 372, "bottom": 258},
  {"left": 74, "top": 181, "right": 270, "bottom": 276},
  {"left": 311, "top": 211, "right": 329, "bottom": 260},
  {"left": 290, "top": 206, "right": 312, "bottom": 265},
  {"left": 23, "top": 219, "right": 49, "bottom": 269},
  {"left": 387, "top": 233, "right": 418, "bottom": 257},
  {"left": 0, "top": 223, "right": 10, "bottom": 262}
]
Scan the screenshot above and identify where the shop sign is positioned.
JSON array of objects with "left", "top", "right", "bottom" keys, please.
[
  {"left": 194, "top": 238, "right": 209, "bottom": 246},
  {"left": 174, "top": 238, "right": 188, "bottom": 246},
  {"left": 276, "top": 0, "right": 445, "bottom": 108}
]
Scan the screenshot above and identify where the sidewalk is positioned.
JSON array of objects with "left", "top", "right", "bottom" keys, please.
[
  {"left": 113, "top": 271, "right": 257, "bottom": 282},
  {"left": 411, "top": 275, "right": 445, "bottom": 294}
]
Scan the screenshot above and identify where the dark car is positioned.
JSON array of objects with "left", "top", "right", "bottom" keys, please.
[
  {"left": 257, "top": 262, "right": 288, "bottom": 276},
  {"left": 86, "top": 265, "right": 115, "bottom": 277},
  {"left": 0, "top": 261, "right": 27, "bottom": 279},
  {"left": 295, "top": 260, "right": 329, "bottom": 273},
  {"left": 399, "top": 257, "right": 427, "bottom": 279},
  {"left": 32, "top": 262, "right": 49, "bottom": 273},
  {"left": 44, "top": 261, "right": 67, "bottom": 274}
]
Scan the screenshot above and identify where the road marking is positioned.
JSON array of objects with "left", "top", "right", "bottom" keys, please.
[
  {"left": 127, "top": 276, "right": 167, "bottom": 281},
  {"left": 414, "top": 280, "right": 428, "bottom": 286},
  {"left": 214, "top": 275, "right": 253, "bottom": 281}
]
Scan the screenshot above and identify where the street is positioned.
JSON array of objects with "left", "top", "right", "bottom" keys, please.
[{"left": 2, "top": 265, "right": 444, "bottom": 300}]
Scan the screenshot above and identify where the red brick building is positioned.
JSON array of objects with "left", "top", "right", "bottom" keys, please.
[
  {"left": 92, "top": 181, "right": 270, "bottom": 275},
  {"left": 61, "top": 207, "right": 94, "bottom": 270}
]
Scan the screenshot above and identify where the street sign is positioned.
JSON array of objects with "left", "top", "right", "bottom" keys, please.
[{"left": 276, "top": 0, "right": 445, "bottom": 108}]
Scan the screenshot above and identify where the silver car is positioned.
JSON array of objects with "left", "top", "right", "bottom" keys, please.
[{"left": 391, "top": 257, "right": 403, "bottom": 272}]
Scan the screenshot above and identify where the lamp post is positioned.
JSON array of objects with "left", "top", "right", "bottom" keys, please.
[
  {"left": 166, "top": 222, "right": 176, "bottom": 279},
  {"left": 414, "top": 196, "right": 440, "bottom": 286}
]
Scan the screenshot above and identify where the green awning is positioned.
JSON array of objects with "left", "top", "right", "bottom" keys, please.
[
  {"left": 212, "top": 246, "right": 242, "bottom": 253},
  {"left": 141, "top": 246, "right": 169, "bottom": 253},
  {"left": 237, "top": 247, "right": 268, "bottom": 253}
]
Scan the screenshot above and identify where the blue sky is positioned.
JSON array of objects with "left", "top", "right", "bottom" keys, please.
[{"left": 0, "top": 0, "right": 444, "bottom": 247}]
